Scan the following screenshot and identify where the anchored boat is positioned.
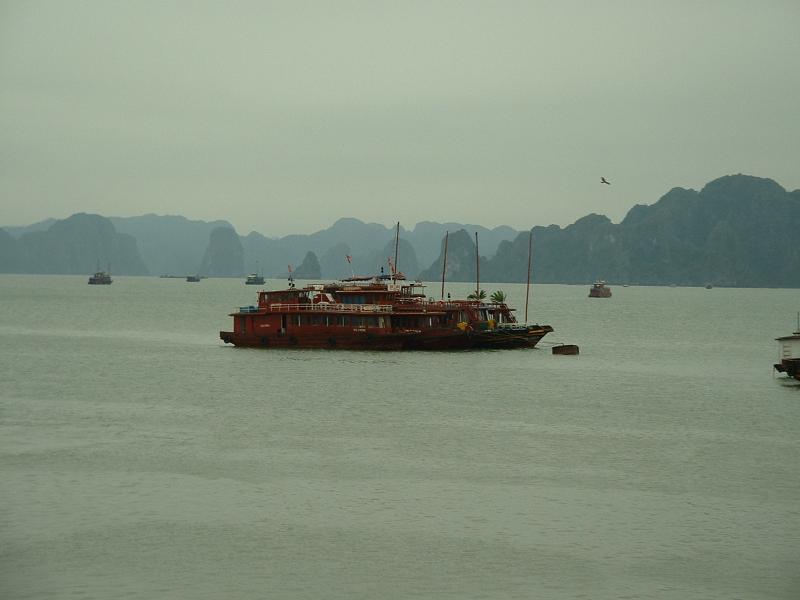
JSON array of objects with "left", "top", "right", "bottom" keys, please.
[
  {"left": 774, "top": 314, "right": 800, "bottom": 381},
  {"left": 589, "top": 281, "right": 611, "bottom": 298},
  {"left": 88, "top": 271, "right": 112, "bottom": 285},
  {"left": 222, "top": 225, "right": 555, "bottom": 350},
  {"left": 220, "top": 276, "right": 552, "bottom": 350},
  {"left": 245, "top": 261, "right": 265, "bottom": 285},
  {"left": 88, "top": 262, "right": 112, "bottom": 285}
]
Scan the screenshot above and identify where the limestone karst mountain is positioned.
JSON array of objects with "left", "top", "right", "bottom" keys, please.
[
  {"left": 199, "top": 227, "right": 245, "bottom": 277},
  {"left": 0, "top": 213, "right": 148, "bottom": 275},
  {"left": 3, "top": 174, "right": 799, "bottom": 287}
]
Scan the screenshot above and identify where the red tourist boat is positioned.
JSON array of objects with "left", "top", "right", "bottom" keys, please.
[
  {"left": 219, "top": 274, "right": 552, "bottom": 351},
  {"left": 221, "top": 225, "right": 552, "bottom": 350}
]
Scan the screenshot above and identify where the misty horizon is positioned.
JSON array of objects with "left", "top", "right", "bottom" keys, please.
[{"left": 4, "top": 171, "right": 797, "bottom": 240}]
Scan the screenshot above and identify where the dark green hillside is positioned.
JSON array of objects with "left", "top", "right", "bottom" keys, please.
[{"left": 484, "top": 175, "right": 800, "bottom": 287}]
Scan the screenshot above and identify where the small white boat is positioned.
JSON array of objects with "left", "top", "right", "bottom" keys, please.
[{"left": 774, "top": 313, "right": 800, "bottom": 381}]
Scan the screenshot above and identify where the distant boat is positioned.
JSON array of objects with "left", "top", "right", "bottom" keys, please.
[
  {"left": 186, "top": 275, "right": 200, "bottom": 282},
  {"left": 245, "top": 273, "right": 265, "bottom": 285},
  {"left": 589, "top": 281, "right": 612, "bottom": 298},
  {"left": 706, "top": 284, "right": 713, "bottom": 289},
  {"left": 88, "top": 262, "right": 112, "bottom": 285},
  {"left": 774, "top": 314, "right": 800, "bottom": 382},
  {"left": 88, "top": 270, "right": 112, "bottom": 285}
]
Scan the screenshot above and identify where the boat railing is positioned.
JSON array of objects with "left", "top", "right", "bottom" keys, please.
[
  {"left": 264, "top": 303, "right": 394, "bottom": 313},
  {"left": 496, "top": 322, "right": 542, "bottom": 330},
  {"left": 392, "top": 301, "right": 461, "bottom": 312},
  {"left": 235, "top": 300, "right": 485, "bottom": 314},
  {"left": 393, "top": 299, "right": 462, "bottom": 309}
]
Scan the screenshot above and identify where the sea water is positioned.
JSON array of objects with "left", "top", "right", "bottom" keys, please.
[{"left": 1, "top": 275, "right": 798, "bottom": 599}]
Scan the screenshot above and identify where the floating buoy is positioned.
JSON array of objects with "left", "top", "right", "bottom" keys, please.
[{"left": 552, "top": 344, "right": 579, "bottom": 355}]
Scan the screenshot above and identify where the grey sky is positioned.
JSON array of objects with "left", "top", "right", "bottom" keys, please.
[{"left": 2, "top": 0, "right": 798, "bottom": 237}]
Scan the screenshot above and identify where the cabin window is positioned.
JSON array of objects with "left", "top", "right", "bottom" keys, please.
[
  {"left": 393, "top": 316, "right": 419, "bottom": 328},
  {"left": 293, "top": 315, "right": 301, "bottom": 326},
  {"left": 238, "top": 317, "right": 246, "bottom": 333}
]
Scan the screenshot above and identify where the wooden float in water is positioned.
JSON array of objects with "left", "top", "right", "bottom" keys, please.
[{"left": 552, "top": 344, "right": 579, "bottom": 355}]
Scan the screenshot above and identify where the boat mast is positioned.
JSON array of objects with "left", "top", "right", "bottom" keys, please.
[
  {"left": 524, "top": 230, "right": 533, "bottom": 323},
  {"left": 475, "top": 231, "right": 480, "bottom": 301},
  {"left": 393, "top": 221, "right": 400, "bottom": 283},
  {"left": 440, "top": 231, "right": 448, "bottom": 300}
]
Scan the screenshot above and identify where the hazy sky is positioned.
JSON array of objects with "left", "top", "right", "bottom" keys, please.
[{"left": 2, "top": 1, "right": 798, "bottom": 236}]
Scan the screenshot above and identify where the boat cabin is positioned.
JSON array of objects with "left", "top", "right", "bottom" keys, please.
[{"left": 776, "top": 333, "right": 800, "bottom": 361}]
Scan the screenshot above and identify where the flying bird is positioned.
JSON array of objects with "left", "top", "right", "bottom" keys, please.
[{"left": 601, "top": 177, "right": 611, "bottom": 185}]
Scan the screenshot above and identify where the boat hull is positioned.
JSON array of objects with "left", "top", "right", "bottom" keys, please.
[
  {"left": 219, "top": 325, "right": 553, "bottom": 351},
  {"left": 774, "top": 359, "right": 800, "bottom": 381},
  {"left": 589, "top": 289, "right": 611, "bottom": 297}
]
